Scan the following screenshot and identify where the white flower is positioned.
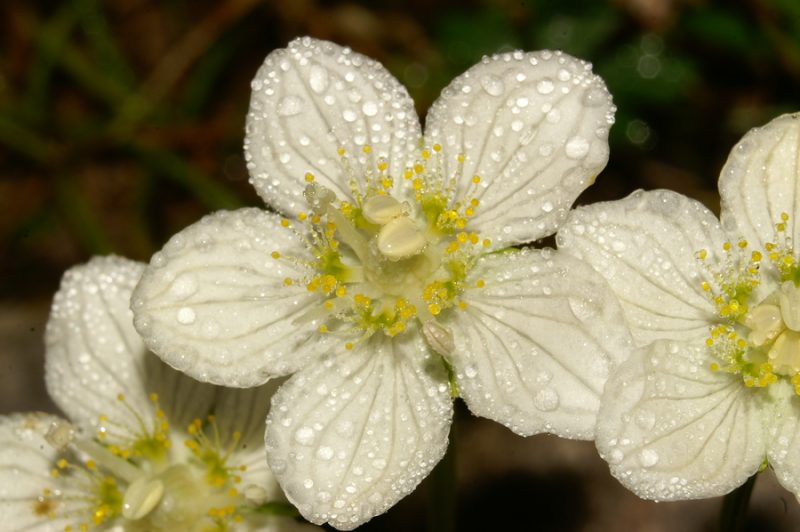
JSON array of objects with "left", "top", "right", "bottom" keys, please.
[
  {"left": 131, "top": 37, "right": 630, "bottom": 529},
  {"left": 558, "top": 113, "right": 800, "bottom": 500},
  {"left": 0, "top": 256, "right": 314, "bottom": 532}
]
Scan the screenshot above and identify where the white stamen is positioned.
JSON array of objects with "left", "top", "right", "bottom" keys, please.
[
  {"left": 122, "top": 476, "right": 165, "bottom": 520},
  {"left": 377, "top": 216, "right": 427, "bottom": 261},
  {"left": 363, "top": 195, "right": 404, "bottom": 225},
  {"left": 779, "top": 281, "right": 800, "bottom": 331},
  {"left": 744, "top": 304, "right": 783, "bottom": 346},
  {"left": 422, "top": 320, "right": 455, "bottom": 356}
]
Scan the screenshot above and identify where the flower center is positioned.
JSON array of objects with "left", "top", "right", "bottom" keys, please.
[
  {"left": 699, "top": 213, "right": 800, "bottom": 394},
  {"left": 36, "top": 394, "right": 255, "bottom": 531},
  {"left": 275, "top": 145, "right": 490, "bottom": 351}
]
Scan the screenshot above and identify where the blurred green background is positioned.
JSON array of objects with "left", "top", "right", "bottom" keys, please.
[{"left": 2, "top": 0, "right": 800, "bottom": 530}]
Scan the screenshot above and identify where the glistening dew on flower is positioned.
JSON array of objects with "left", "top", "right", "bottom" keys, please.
[
  {"left": 557, "top": 113, "right": 800, "bottom": 501},
  {"left": 131, "top": 37, "right": 631, "bottom": 529},
  {"left": 0, "top": 256, "right": 316, "bottom": 532}
]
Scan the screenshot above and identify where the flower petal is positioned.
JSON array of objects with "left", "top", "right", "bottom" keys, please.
[
  {"left": 132, "top": 208, "right": 336, "bottom": 387},
  {"left": 719, "top": 113, "right": 800, "bottom": 250},
  {"left": 245, "top": 36, "right": 421, "bottom": 214},
  {"left": 214, "top": 381, "right": 284, "bottom": 502},
  {"left": 765, "top": 385, "right": 800, "bottom": 495},
  {"left": 596, "top": 339, "right": 765, "bottom": 500},
  {"left": 425, "top": 49, "right": 614, "bottom": 247},
  {"left": 45, "top": 256, "right": 155, "bottom": 431},
  {"left": 447, "top": 248, "right": 631, "bottom": 439},
  {"left": 265, "top": 335, "right": 452, "bottom": 530},
  {"left": 0, "top": 413, "right": 81, "bottom": 531},
  {"left": 558, "top": 189, "right": 724, "bottom": 346}
]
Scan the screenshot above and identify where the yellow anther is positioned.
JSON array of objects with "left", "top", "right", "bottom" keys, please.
[
  {"left": 324, "top": 300, "right": 334, "bottom": 310},
  {"left": 280, "top": 219, "right": 290, "bottom": 228},
  {"left": 696, "top": 249, "right": 708, "bottom": 260},
  {"left": 433, "top": 143, "right": 442, "bottom": 152},
  {"left": 471, "top": 175, "right": 481, "bottom": 184},
  {"left": 723, "top": 242, "right": 732, "bottom": 252},
  {"left": 482, "top": 239, "right": 491, "bottom": 247},
  {"left": 149, "top": 393, "right": 159, "bottom": 402},
  {"left": 738, "top": 239, "right": 748, "bottom": 248},
  {"left": 117, "top": 394, "right": 125, "bottom": 401},
  {"left": 428, "top": 303, "right": 442, "bottom": 316},
  {"left": 413, "top": 163, "right": 424, "bottom": 174},
  {"left": 782, "top": 212, "right": 790, "bottom": 222},
  {"left": 701, "top": 281, "right": 711, "bottom": 292},
  {"left": 337, "top": 147, "right": 346, "bottom": 156},
  {"left": 421, "top": 149, "right": 431, "bottom": 159},
  {"left": 412, "top": 178, "right": 424, "bottom": 190},
  {"left": 271, "top": 251, "right": 281, "bottom": 259},
  {"left": 304, "top": 172, "right": 315, "bottom": 182},
  {"left": 752, "top": 250, "right": 762, "bottom": 261},
  {"left": 57, "top": 459, "right": 68, "bottom": 469},
  {"left": 362, "top": 145, "right": 372, "bottom": 153},
  {"left": 283, "top": 278, "right": 294, "bottom": 286},
  {"left": 298, "top": 212, "right": 308, "bottom": 221},
  {"left": 476, "top": 279, "right": 485, "bottom": 288},
  {"left": 457, "top": 153, "right": 465, "bottom": 163},
  {"left": 345, "top": 342, "right": 354, "bottom": 350},
  {"left": 335, "top": 286, "right": 347, "bottom": 297},
  {"left": 777, "top": 223, "right": 786, "bottom": 232},
  {"left": 470, "top": 198, "right": 480, "bottom": 207},
  {"left": 85, "top": 460, "right": 97, "bottom": 470},
  {"left": 403, "top": 168, "right": 414, "bottom": 180},
  {"left": 378, "top": 160, "right": 389, "bottom": 172}
]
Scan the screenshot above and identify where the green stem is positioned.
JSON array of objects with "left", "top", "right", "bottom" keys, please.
[
  {"left": 719, "top": 474, "right": 757, "bottom": 532},
  {"left": 428, "top": 423, "right": 456, "bottom": 532}
]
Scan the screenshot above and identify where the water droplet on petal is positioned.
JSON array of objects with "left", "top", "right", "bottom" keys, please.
[
  {"left": 309, "top": 65, "right": 329, "bottom": 93},
  {"left": 480, "top": 74, "right": 505, "bottom": 96},
  {"left": 464, "top": 365, "right": 478, "bottom": 378},
  {"left": 176, "top": 307, "right": 195, "bottom": 325},
  {"left": 536, "top": 78, "right": 554, "bottom": 95},
  {"left": 277, "top": 95, "right": 304, "bottom": 117},
  {"left": 638, "top": 448, "right": 659, "bottom": 468},
  {"left": 316, "top": 446, "right": 334, "bottom": 460},
  {"left": 362, "top": 101, "right": 378, "bottom": 117},
  {"left": 342, "top": 109, "right": 357, "bottom": 122},
  {"left": 294, "top": 426, "right": 315, "bottom": 446},
  {"left": 565, "top": 136, "right": 590, "bottom": 159},
  {"left": 533, "top": 387, "right": 559, "bottom": 411}
]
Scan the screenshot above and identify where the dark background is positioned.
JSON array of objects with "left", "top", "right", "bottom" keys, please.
[{"left": 2, "top": 0, "right": 800, "bottom": 530}]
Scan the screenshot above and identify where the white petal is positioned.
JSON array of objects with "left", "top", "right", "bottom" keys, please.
[
  {"left": 45, "top": 256, "right": 154, "bottom": 431},
  {"left": 558, "top": 189, "right": 724, "bottom": 346},
  {"left": 245, "top": 37, "right": 421, "bottom": 214},
  {"left": 0, "top": 413, "right": 81, "bottom": 531},
  {"left": 596, "top": 339, "right": 765, "bottom": 500},
  {"left": 719, "top": 113, "right": 800, "bottom": 250},
  {"left": 265, "top": 335, "right": 452, "bottom": 530},
  {"left": 765, "top": 384, "right": 800, "bottom": 494},
  {"left": 144, "top": 354, "right": 217, "bottom": 432},
  {"left": 214, "top": 382, "right": 283, "bottom": 502},
  {"left": 448, "top": 248, "right": 631, "bottom": 439},
  {"left": 425, "top": 49, "right": 614, "bottom": 247},
  {"left": 132, "top": 208, "right": 336, "bottom": 387}
]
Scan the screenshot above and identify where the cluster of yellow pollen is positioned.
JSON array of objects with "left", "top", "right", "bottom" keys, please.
[
  {"left": 97, "top": 393, "right": 171, "bottom": 460},
  {"left": 698, "top": 213, "right": 800, "bottom": 394},
  {"left": 48, "top": 456, "right": 123, "bottom": 531},
  {"left": 272, "top": 144, "right": 489, "bottom": 350},
  {"left": 36, "top": 392, "right": 256, "bottom": 532}
]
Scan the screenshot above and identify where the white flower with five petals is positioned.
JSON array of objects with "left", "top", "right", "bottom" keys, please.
[
  {"left": 0, "top": 257, "right": 313, "bottom": 532},
  {"left": 558, "top": 113, "right": 800, "bottom": 500},
  {"left": 131, "top": 37, "right": 630, "bottom": 529}
]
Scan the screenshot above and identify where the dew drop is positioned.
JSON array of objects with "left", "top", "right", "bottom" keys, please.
[
  {"left": 533, "top": 387, "right": 559, "bottom": 411},
  {"left": 362, "top": 101, "right": 378, "bottom": 117},
  {"left": 316, "top": 446, "right": 334, "bottom": 460},
  {"left": 565, "top": 136, "right": 590, "bottom": 159},
  {"left": 480, "top": 75, "right": 505, "bottom": 96},
  {"left": 176, "top": 307, "right": 196, "bottom": 325},
  {"left": 608, "top": 448, "right": 624, "bottom": 464},
  {"left": 536, "top": 78, "right": 554, "bottom": 95},
  {"left": 538, "top": 143, "right": 553, "bottom": 157},
  {"left": 303, "top": 478, "right": 314, "bottom": 489},
  {"left": 170, "top": 275, "right": 197, "bottom": 299},
  {"left": 511, "top": 120, "right": 524, "bottom": 132},
  {"left": 342, "top": 109, "right": 357, "bottom": 122},
  {"left": 309, "top": 65, "right": 329, "bottom": 93},
  {"left": 464, "top": 365, "right": 478, "bottom": 379},
  {"left": 638, "top": 448, "right": 659, "bottom": 468},
  {"left": 294, "top": 426, "right": 315, "bottom": 446},
  {"left": 277, "top": 95, "right": 304, "bottom": 117},
  {"left": 541, "top": 201, "right": 554, "bottom": 213}
]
